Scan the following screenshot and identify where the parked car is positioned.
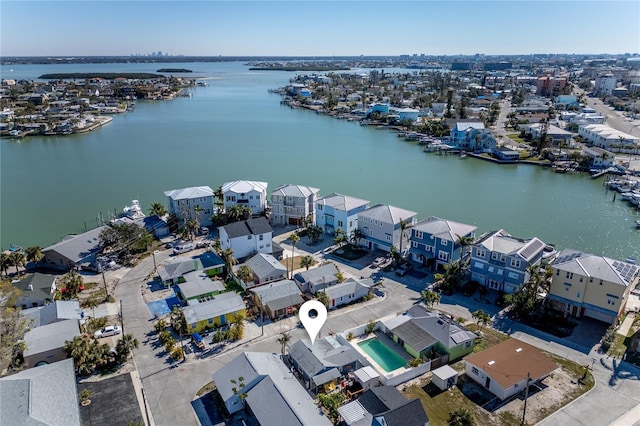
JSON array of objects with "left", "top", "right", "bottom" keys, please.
[
  {"left": 191, "top": 333, "right": 205, "bottom": 350},
  {"left": 94, "top": 325, "right": 121, "bottom": 339},
  {"left": 395, "top": 263, "right": 414, "bottom": 276},
  {"left": 173, "top": 243, "right": 194, "bottom": 255}
]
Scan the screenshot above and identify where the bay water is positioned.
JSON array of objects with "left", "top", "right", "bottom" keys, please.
[{"left": 1, "top": 62, "right": 638, "bottom": 261}]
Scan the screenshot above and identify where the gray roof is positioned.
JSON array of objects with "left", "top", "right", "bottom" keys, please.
[
  {"left": 359, "top": 203, "right": 418, "bottom": 225},
  {"left": 294, "top": 263, "right": 339, "bottom": 285},
  {"left": 404, "top": 305, "right": 476, "bottom": 349},
  {"left": 316, "top": 192, "right": 370, "bottom": 212},
  {"left": 475, "top": 229, "right": 545, "bottom": 262},
  {"left": 271, "top": 183, "right": 320, "bottom": 198},
  {"left": 43, "top": 226, "right": 106, "bottom": 264},
  {"left": 289, "top": 337, "right": 361, "bottom": 379},
  {"left": 177, "top": 272, "right": 225, "bottom": 299},
  {"left": 553, "top": 248, "right": 639, "bottom": 286},
  {"left": 324, "top": 277, "right": 373, "bottom": 300},
  {"left": 158, "top": 257, "right": 202, "bottom": 282},
  {"left": 412, "top": 216, "right": 477, "bottom": 242},
  {"left": 212, "top": 352, "right": 331, "bottom": 425},
  {"left": 0, "top": 358, "right": 80, "bottom": 426},
  {"left": 245, "top": 376, "right": 303, "bottom": 426},
  {"left": 22, "top": 301, "right": 82, "bottom": 328},
  {"left": 244, "top": 253, "right": 287, "bottom": 281},
  {"left": 164, "top": 186, "right": 214, "bottom": 200},
  {"left": 312, "top": 367, "right": 341, "bottom": 387},
  {"left": 197, "top": 251, "right": 225, "bottom": 270},
  {"left": 24, "top": 319, "right": 80, "bottom": 357},
  {"left": 221, "top": 180, "right": 268, "bottom": 194},
  {"left": 182, "top": 292, "right": 245, "bottom": 324},
  {"left": 14, "top": 273, "right": 56, "bottom": 303},
  {"left": 251, "top": 280, "right": 302, "bottom": 306},
  {"left": 220, "top": 217, "right": 272, "bottom": 239},
  {"left": 432, "top": 364, "right": 458, "bottom": 381},
  {"left": 391, "top": 320, "right": 437, "bottom": 352}
]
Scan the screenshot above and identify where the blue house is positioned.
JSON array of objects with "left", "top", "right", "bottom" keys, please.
[
  {"left": 449, "top": 122, "right": 497, "bottom": 151},
  {"left": 357, "top": 204, "right": 418, "bottom": 253},
  {"left": 366, "top": 103, "right": 390, "bottom": 115},
  {"left": 315, "top": 193, "right": 370, "bottom": 237},
  {"left": 470, "top": 229, "right": 546, "bottom": 294},
  {"left": 409, "top": 217, "right": 477, "bottom": 269}
]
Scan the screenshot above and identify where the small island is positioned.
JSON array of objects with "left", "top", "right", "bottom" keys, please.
[
  {"left": 157, "top": 68, "right": 192, "bottom": 73},
  {"left": 39, "top": 72, "right": 162, "bottom": 80}
]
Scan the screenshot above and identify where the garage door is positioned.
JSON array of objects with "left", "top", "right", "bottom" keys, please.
[
  {"left": 583, "top": 308, "right": 615, "bottom": 324},
  {"left": 288, "top": 217, "right": 300, "bottom": 226}
]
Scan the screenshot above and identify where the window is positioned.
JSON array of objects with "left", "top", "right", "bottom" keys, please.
[
  {"left": 412, "top": 242, "right": 418, "bottom": 248},
  {"left": 191, "top": 323, "right": 197, "bottom": 329},
  {"left": 259, "top": 235, "right": 264, "bottom": 241},
  {"left": 566, "top": 271, "right": 573, "bottom": 279},
  {"left": 415, "top": 230, "right": 423, "bottom": 239},
  {"left": 471, "top": 367, "right": 479, "bottom": 375},
  {"left": 576, "top": 291, "right": 581, "bottom": 298},
  {"left": 248, "top": 235, "right": 252, "bottom": 240},
  {"left": 491, "top": 252, "right": 499, "bottom": 260},
  {"left": 510, "top": 259, "right": 521, "bottom": 268},
  {"left": 385, "top": 234, "right": 391, "bottom": 242},
  {"left": 438, "top": 251, "right": 449, "bottom": 261},
  {"left": 208, "top": 318, "right": 213, "bottom": 324},
  {"left": 442, "top": 239, "right": 448, "bottom": 246},
  {"left": 337, "top": 220, "right": 344, "bottom": 228},
  {"left": 476, "top": 249, "right": 485, "bottom": 258},
  {"left": 318, "top": 205, "right": 323, "bottom": 210},
  {"left": 556, "top": 269, "right": 560, "bottom": 276},
  {"left": 464, "top": 341, "right": 471, "bottom": 349}
]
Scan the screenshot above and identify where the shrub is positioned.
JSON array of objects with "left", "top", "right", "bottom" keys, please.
[
  {"left": 170, "top": 347, "right": 184, "bottom": 361},
  {"left": 347, "top": 332, "right": 354, "bottom": 341},
  {"left": 409, "top": 358, "right": 423, "bottom": 367}
]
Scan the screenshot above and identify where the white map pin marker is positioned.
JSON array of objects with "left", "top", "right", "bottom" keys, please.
[{"left": 299, "top": 300, "right": 327, "bottom": 345}]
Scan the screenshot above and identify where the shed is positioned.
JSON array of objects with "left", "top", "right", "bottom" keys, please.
[
  {"left": 431, "top": 364, "right": 458, "bottom": 391},
  {"left": 353, "top": 366, "right": 380, "bottom": 391}
]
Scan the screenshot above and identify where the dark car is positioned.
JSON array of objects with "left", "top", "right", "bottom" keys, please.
[{"left": 395, "top": 263, "right": 414, "bottom": 276}]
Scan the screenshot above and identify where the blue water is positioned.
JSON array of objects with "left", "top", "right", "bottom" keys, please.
[{"left": 358, "top": 337, "right": 407, "bottom": 372}]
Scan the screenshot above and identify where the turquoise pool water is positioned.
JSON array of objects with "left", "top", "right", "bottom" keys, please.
[{"left": 357, "top": 338, "right": 407, "bottom": 372}]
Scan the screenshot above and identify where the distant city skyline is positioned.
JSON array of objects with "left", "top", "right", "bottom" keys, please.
[{"left": 1, "top": 1, "right": 638, "bottom": 57}]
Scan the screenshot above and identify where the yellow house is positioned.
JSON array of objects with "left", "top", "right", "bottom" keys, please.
[
  {"left": 547, "top": 249, "right": 639, "bottom": 324},
  {"left": 183, "top": 292, "right": 246, "bottom": 333}
]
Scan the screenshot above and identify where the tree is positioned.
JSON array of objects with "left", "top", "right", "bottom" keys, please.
[
  {"left": 220, "top": 248, "right": 237, "bottom": 278},
  {"left": 193, "top": 204, "right": 204, "bottom": 227},
  {"left": 99, "top": 222, "right": 153, "bottom": 262},
  {"left": 421, "top": 290, "right": 441, "bottom": 309},
  {"left": 0, "top": 280, "right": 30, "bottom": 373},
  {"left": 213, "top": 186, "right": 224, "bottom": 213},
  {"left": 115, "top": 334, "right": 139, "bottom": 363},
  {"left": 236, "top": 265, "right": 254, "bottom": 284},
  {"left": 277, "top": 331, "right": 291, "bottom": 355},
  {"left": 456, "top": 234, "right": 474, "bottom": 265},
  {"left": 365, "top": 320, "right": 376, "bottom": 334},
  {"left": 318, "top": 392, "right": 346, "bottom": 424},
  {"left": 25, "top": 246, "right": 44, "bottom": 269},
  {"left": 333, "top": 228, "right": 347, "bottom": 248},
  {"left": 398, "top": 219, "right": 411, "bottom": 259},
  {"left": 149, "top": 202, "right": 167, "bottom": 217},
  {"left": 9, "top": 251, "right": 26, "bottom": 277},
  {"left": 307, "top": 225, "right": 323, "bottom": 244},
  {"left": 184, "top": 219, "right": 199, "bottom": 241},
  {"left": 300, "top": 255, "right": 317, "bottom": 271},
  {"left": 288, "top": 232, "right": 300, "bottom": 279},
  {"left": 60, "top": 270, "right": 84, "bottom": 300},
  {"left": 0, "top": 253, "right": 11, "bottom": 277},
  {"left": 64, "top": 335, "right": 111, "bottom": 376},
  {"left": 227, "top": 205, "right": 251, "bottom": 223},
  {"left": 389, "top": 245, "right": 401, "bottom": 267},
  {"left": 316, "top": 291, "right": 329, "bottom": 308},
  {"left": 472, "top": 309, "right": 491, "bottom": 332},
  {"left": 170, "top": 306, "right": 187, "bottom": 337},
  {"left": 154, "top": 318, "right": 167, "bottom": 334},
  {"left": 350, "top": 229, "right": 363, "bottom": 247},
  {"left": 170, "top": 347, "right": 184, "bottom": 361},
  {"left": 230, "top": 313, "right": 245, "bottom": 340},
  {"left": 448, "top": 407, "right": 476, "bottom": 426}
]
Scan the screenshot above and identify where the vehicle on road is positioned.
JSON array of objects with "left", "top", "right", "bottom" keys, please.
[
  {"left": 94, "top": 325, "right": 122, "bottom": 339},
  {"left": 173, "top": 243, "right": 194, "bottom": 255},
  {"left": 395, "top": 262, "right": 414, "bottom": 276}
]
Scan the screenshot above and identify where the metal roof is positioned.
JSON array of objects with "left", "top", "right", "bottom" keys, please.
[
  {"left": 359, "top": 203, "right": 418, "bottom": 225},
  {"left": 271, "top": 183, "right": 320, "bottom": 198},
  {"left": 412, "top": 216, "right": 477, "bottom": 242},
  {"left": 164, "top": 186, "right": 214, "bottom": 200},
  {"left": 222, "top": 180, "right": 268, "bottom": 194},
  {"left": 316, "top": 192, "right": 370, "bottom": 212},
  {"left": 43, "top": 226, "right": 107, "bottom": 264},
  {"left": 553, "top": 248, "right": 639, "bottom": 286},
  {"left": 24, "top": 319, "right": 80, "bottom": 357},
  {"left": 177, "top": 272, "right": 225, "bottom": 299},
  {"left": 182, "top": 292, "right": 244, "bottom": 324}
]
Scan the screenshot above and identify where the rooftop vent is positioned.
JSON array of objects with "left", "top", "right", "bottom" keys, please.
[
  {"left": 488, "top": 361, "right": 495, "bottom": 365},
  {"left": 516, "top": 348, "right": 523, "bottom": 352}
]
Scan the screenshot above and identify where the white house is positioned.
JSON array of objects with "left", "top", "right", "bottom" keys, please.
[
  {"left": 578, "top": 124, "right": 639, "bottom": 152},
  {"left": 315, "top": 193, "right": 370, "bottom": 237},
  {"left": 270, "top": 184, "right": 320, "bottom": 227},
  {"left": 357, "top": 204, "right": 418, "bottom": 253},
  {"left": 324, "top": 277, "right": 373, "bottom": 310},
  {"left": 222, "top": 180, "right": 268, "bottom": 215},
  {"left": 582, "top": 146, "right": 616, "bottom": 169},
  {"left": 218, "top": 217, "right": 273, "bottom": 260},
  {"left": 164, "top": 186, "right": 215, "bottom": 227}
]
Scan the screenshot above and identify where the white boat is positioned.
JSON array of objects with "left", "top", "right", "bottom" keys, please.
[
  {"left": 542, "top": 244, "right": 558, "bottom": 264},
  {"left": 123, "top": 200, "right": 145, "bottom": 220},
  {"left": 636, "top": 220, "right": 640, "bottom": 229}
]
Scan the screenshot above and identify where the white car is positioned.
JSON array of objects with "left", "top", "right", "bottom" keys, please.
[
  {"left": 94, "top": 325, "right": 122, "bottom": 339},
  {"left": 173, "top": 243, "right": 194, "bottom": 255}
]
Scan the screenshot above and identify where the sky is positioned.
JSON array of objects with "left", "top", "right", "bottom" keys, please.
[{"left": 1, "top": 1, "right": 638, "bottom": 57}]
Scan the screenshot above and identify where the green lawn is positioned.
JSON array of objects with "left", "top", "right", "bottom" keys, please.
[
  {"left": 607, "top": 315, "right": 640, "bottom": 366},
  {"left": 506, "top": 133, "right": 528, "bottom": 145}
]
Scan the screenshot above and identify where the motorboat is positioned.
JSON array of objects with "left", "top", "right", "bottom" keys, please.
[
  {"left": 123, "top": 200, "right": 145, "bottom": 220},
  {"left": 542, "top": 244, "right": 558, "bottom": 264}
]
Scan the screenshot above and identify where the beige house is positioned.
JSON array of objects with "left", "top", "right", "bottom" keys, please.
[{"left": 546, "top": 249, "right": 639, "bottom": 324}]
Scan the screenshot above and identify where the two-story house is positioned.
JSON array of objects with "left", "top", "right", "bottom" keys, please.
[
  {"left": 218, "top": 217, "right": 273, "bottom": 260},
  {"left": 357, "top": 204, "right": 418, "bottom": 253},
  {"left": 449, "top": 121, "right": 496, "bottom": 151},
  {"left": 315, "top": 193, "right": 370, "bottom": 236},
  {"left": 470, "top": 229, "right": 546, "bottom": 294},
  {"left": 546, "top": 249, "right": 639, "bottom": 324},
  {"left": 222, "top": 180, "right": 268, "bottom": 215},
  {"left": 164, "top": 186, "right": 215, "bottom": 227},
  {"left": 270, "top": 184, "right": 320, "bottom": 227},
  {"left": 409, "top": 217, "right": 477, "bottom": 269}
]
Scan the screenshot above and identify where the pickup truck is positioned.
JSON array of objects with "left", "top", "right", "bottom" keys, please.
[
  {"left": 191, "top": 333, "right": 205, "bottom": 350},
  {"left": 395, "top": 263, "right": 414, "bottom": 277}
]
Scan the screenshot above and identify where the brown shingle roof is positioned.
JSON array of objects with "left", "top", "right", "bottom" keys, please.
[{"left": 465, "top": 338, "right": 557, "bottom": 389}]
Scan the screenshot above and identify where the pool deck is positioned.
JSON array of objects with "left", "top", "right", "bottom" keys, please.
[{"left": 352, "top": 331, "right": 413, "bottom": 376}]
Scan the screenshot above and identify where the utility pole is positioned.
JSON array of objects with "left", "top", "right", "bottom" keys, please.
[
  {"left": 521, "top": 372, "right": 531, "bottom": 425},
  {"left": 119, "top": 299, "right": 125, "bottom": 335},
  {"left": 101, "top": 270, "right": 109, "bottom": 302},
  {"left": 151, "top": 250, "right": 158, "bottom": 273}
]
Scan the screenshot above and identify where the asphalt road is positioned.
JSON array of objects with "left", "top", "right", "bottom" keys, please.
[{"left": 117, "top": 242, "right": 640, "bottom": 426}]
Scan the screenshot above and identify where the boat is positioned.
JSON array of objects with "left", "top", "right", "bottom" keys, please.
[
  {"left": 459, "top": 152, "right": 468, "bottom": 158},
  {"left": 542, "top": 244, "right": 558, "bottom": 264},
  {"left": 636, "top": 220, "right": 640, "bottom": 229},
  {"left": 123, "top": 200, "right": 145, "bottom": 220}
]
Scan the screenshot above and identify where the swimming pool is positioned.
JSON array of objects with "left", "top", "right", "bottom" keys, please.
[{"left": 357, "top": 338, "right": 407, "bottom": 372}]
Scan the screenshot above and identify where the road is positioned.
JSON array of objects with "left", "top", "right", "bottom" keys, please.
[
  {"left": 116, "top": 240, "right": 640, "bottom": 426},
  {"left": 573, "top": 86, "right": 640, "bottom": 138}
]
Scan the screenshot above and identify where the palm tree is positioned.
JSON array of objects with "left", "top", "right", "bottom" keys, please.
[
  {"left": 227, "top": 205, "right": 250, "bottom": 223},
  {"left": 288, "top": 233, "right": 300, "bottom": 279},
  {"left": 185, "top": 219, "right": 199, "bottom": 240},
  {"left": 61, "top": 270, "right": 84, "bottom": 300},
  {"left": 350, "top": 229, "right": 363, "bottom": 247},
  {"left": 1, "top": 252, "right": 12, "bottom": 277},
  {"left": 316, "top": 291, "right": 329, "bottom": 308},
  {"left": 307, "top": 225, "right": 323, "bottom": 245},
  {"left": 149, "top": 202, "right": 167, "bottom": 217},
  {"left": 455, "top": 234, "right": 474, "bottom": 265},
  {"left": 277, "top": 331, "right": 291, "bottom": 355},
  {"left": 448, "top": 407, "right": 476, "bottom": 426},
  {"left": 421, "top": 290, "right": 441, "bottom": 309},
  {"left": 25, "top": 246, "right": 44, "bottom": 270},
  {"left": 194, "top": 204, "right": 204, "bottom": 227},
  {"left": 220, "top": 248, "right": 237, "bottom": 277},
  {"left": 213, "top": 185, "right": 224, "bottom": 213},
  {"left": 115, "top": 334, "right": 139, "bottom": 363},
  {"left": 300, "top": 255, "right": 317, "bottom": 271},
  {"left": 333, "top": 228, "right": 347, "bottom": 248},
  {"left": 9, "top": 251, "right": 26, "bottom": 277},
  {"left": 472, "top": 309, "right": 491, "bottom": 332},
  {"left": 236, "top": 265, "right": 254, "bottom": 285},
  {"left": 398, "top": 219, "right": 411, "bottom": 259}
]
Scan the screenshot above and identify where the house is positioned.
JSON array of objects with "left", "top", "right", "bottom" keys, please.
[
  {"left": 157, "top": 256, "right": 203, "bottom": 286},
  {"left": 211, "top": 352, "right": 331, "bottom": 425},
  {"left": 409, "top": 216, "right": 477, "bottom": 269},
  {"left": 0, "top": 358, "right": 81, "bottom": 426},
  {"left": 582, "top": 146, "right": 616, "bottom": 169},
  {"left": 14, "top": 273, "right": 57, "bottom": 309},
  {"left": 221, "top": 180, "right": 268, "bottom": 215},
  {"left": 288, "top": 337, "right": 364, "bottom": 391},
  {"left": 465, "top": 338, "right": 557, "bottom": 401},
  {"left": 218, "top": 217, "right": 273, "bottom": 260},
  {"left": 164, "top": 186, "right": 215, "bottom": 227},
  {"left": 196, "top": 251, "right": 225, "bottom": 276},
  {"left": 492, "top": 146, "right": 521, "bottom": 161},
  {"left": 42, "top": 226, "right": 107, "bottom": 271},
  {"left": 236, "top": 253, "right": 287, "bottom": 289},
  {"left": 270, "top": 183, "right": 320, "bottom": 226},
  {"left": 315, "top": 192, "right": 370, "bottom": 236},
  {"left": 324, "top": 277, "right": 373, "bottom": 310},
  {"left": 470, "top": 229, "right": 546, "bottom": 294},
  {"left": 545, "top": 249, "right": 639, "bottom": 324},
  {"left": 183, "top": 291, "right": 246, "bottom": 333},
  {"left": 176, "top": 272, "right": 225, "bottom": 305},
  {"left": 357, "top": 204, "right": 418, "bottom": 253},
  {"left": 23, "top": 319, "right": 80, "bottom": 368},
  {"left": 21, "top": 300, "right": 83, "bottom": 328},
  {"left": 381, "top": 305, "right": 476, "bottom": 362},
  {"left": 294, "top": 263, "right": 340, "bottom": 293},
  {"left": 338, "top": 385, "right": 429, "bottom": 426},
  {"left": 250, "top": 279, "right": 303, "bottom": 320},
  {"left": 578, "top": 124, "right": 639, "bottom": 152},
  {"left": 449, "top": 121, "right": 496, "bottom": 151}
]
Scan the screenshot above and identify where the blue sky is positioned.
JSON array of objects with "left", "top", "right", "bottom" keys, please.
[{"left": 1, "top": 1, "right": 638, "bottom": 56}]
